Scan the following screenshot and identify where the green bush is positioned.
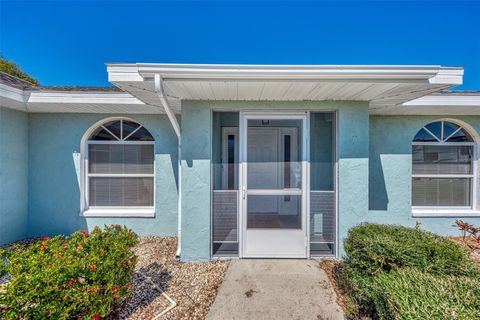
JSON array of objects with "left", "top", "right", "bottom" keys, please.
[
  {"left": 339, "top": 223, "right": 480, "bottom": 319},
  {"left": 344, "top": 223, "right": 478, "bottom": 277},
  {"left": 0, "top": 225, "right": 138, "bottom": 320},
  {"left": 374, "top": 269, "right": 480, "bottom": 320},
  {"left": 337, "top": 263, "right": 378, "bottom": 316}
]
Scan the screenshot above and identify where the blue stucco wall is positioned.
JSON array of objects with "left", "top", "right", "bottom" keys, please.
[
  {"left": 180, "top": 102, "right": 212, "bottom": 261},
  {"left": 179, "top": 100, "right": 369, "bottom": 260},
  {"left": 337, "top": 105, "right": 370, "bottom": 256},
  {"left": 27, "top": 113, "right": 179, "bottom": 238},
  {"left": 367, "top": 115, "right": 480, "bottom": 237},
  {"left": 3, "top": 104, "right": 478, "bottom": 261},
  {"left": 0, "top": 107, "right": 29, "bottom": 245}
]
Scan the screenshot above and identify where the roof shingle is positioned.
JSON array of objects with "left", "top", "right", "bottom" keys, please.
[{"left": 0, "top": 71, "right": 122, "bottom": 92}]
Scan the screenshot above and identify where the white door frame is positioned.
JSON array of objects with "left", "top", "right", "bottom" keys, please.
[{"left": 238, "top": 111, "right": 310, "bottom": 258}]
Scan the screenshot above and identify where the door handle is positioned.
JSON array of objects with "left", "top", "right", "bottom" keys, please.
[{"left": 242, "top": 186, "right": 246, "bottom": 200}]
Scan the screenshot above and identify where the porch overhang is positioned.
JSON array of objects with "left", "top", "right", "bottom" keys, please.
[{"left": 107, "top": 63, "right": 465, "bottom": 114}]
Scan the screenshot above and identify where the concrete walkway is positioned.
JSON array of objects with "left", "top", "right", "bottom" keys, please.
[{"left": 206, "top": 260, "right": 345, "bottom": 320}]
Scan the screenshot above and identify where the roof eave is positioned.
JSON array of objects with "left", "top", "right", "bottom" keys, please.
[
  {"left": 107, "top": 63, "right": 463, "bottom": 84},
  {"left": 403, "top": 93, "right": 480, "bottom": 107}
]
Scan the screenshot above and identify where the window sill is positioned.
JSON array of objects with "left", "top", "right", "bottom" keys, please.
[
  {"left": 80, "top": 208, "right": 155, "bottom": 218},
  {"left": 412, "top": 209, "right": 480, "bottom": 217}
]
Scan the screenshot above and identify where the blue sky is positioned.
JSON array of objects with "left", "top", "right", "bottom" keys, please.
[{"left": 1, "top": 1, "right": 479, "bottom": 89}]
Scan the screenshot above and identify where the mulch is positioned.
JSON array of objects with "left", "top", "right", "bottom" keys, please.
[
  {"left": 317, "top": 260, "right": 348, "bottom": 313},
  {"left": 449, "top": 236, "right": 480, "bottom": 266},
  {"left": 108, "top": 237, "right": 229, "bottom": 320}
]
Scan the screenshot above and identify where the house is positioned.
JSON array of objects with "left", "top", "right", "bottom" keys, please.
[{"left": 1, "top": 64, "right": 480, "bottom": 261}]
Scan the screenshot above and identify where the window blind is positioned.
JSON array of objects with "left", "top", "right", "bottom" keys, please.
[
  {"left": 412, "top": 178, "right": 471, "bottom": 207},
  {"left": 413, "top": 145, "right": 472, "bottom": 175},
  {"left": 89, "top": 144, "right": 154, "bottom": 174},
  {"left": 89, "top": 177, "right": 154, "bottom": 207}
]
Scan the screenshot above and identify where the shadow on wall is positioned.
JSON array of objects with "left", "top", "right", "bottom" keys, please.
[
  {"left": 368, "top": 117, "right": 418, "bottom": 212},
  {"left": 369, "top": 152, "right": 389, "bottom": 210}
]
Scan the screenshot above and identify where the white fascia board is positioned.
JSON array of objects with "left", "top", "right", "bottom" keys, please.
[
  {"left": 403, "top": 94, "right": 480, "bottom": 107},
  {"left": 0, "top": 83, "right": 28, "bottom": 103},
  {"left": 0, "top": 83, "right": 29, "bottom": 111},
  {"left": 28, "top": 92, "right": 145, "bottom": 105},
  {"left": 107, "top": 64, "right": 143, "bottom": 82},
  {"left": 139, "top": 65, "right": 443, "bottom": 81},
  {"left": 429, "top": 68, "right": 464, "bottom": 85}
]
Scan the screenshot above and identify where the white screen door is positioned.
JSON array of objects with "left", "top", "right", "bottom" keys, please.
[{"left": 240, "top": 113, "right": 307, "bottom": 258}]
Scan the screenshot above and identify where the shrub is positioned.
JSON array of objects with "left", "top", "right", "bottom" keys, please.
[
  {"left": 0, "top": 225, "right": 138, "bottom": 320},
  {"left": 337, "top": 263, "right": 378, "bottom": 317},
  {"left": 343, "top": 223, "right": 478, "bottom": 277},
  {"left": 374, "top": 269, "right": 480, "bottom": 320},
  {"left": 339, "top": 223, "right": 480, "bottom": 319}
]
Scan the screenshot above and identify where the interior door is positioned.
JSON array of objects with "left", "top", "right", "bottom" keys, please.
[{"left": 241, "top": 114, "right": 307, "bottom": 258}]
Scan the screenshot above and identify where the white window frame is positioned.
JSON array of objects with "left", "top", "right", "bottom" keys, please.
[
  {"left": 412, "top": 120, "right": 479, "bottom": 217},
  {"left": 80, "top": 117, "right": 155, "bottom": 217}
]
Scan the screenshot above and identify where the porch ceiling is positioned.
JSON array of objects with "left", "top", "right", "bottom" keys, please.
[{"left": 107, "top": 63, "right": 464, "bottom": 114}]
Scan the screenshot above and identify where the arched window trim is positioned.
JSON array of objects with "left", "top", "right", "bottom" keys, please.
[
  {"left": 80, "top": 117, "right": 155, "bottom": 217},
  {"left": 412, "top": 119, "right": 479, "bottom": 217}
]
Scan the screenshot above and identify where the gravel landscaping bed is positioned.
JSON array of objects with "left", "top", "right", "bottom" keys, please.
[
  {"left": 109, "top": 237, "right": 229, "bottom": 320},
  {"left": 449, "top": 236, "right": 480, "bottom": 266}
]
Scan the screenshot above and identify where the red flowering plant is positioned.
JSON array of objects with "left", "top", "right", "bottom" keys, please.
[
  {"left": 454, "top": 220, "right": 480, "bottom": 250},
  {"left": 455, "top": 220, "right": 478, "bottom": 239},
  {"left": 0, "top": 225, "right": 138, "bottom": 319}
]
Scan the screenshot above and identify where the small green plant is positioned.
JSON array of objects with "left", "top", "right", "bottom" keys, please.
[{"left": 0, "top": 225, "right": 138, "bottom": 320}]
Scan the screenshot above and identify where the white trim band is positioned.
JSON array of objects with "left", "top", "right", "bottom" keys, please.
[
  {"left": 81, "top": 208, "right": 155, "bottom": 217},
  {"left": 412, "top": 209, "right": 480, "bottom": 217}
]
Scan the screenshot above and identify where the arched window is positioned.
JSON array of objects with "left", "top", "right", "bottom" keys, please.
[
  {"left": 412, "top": 120, "right": 476, "bottom": 210},
  {"left": 83, "top": 118, "right": 154, "bottom": 215}
]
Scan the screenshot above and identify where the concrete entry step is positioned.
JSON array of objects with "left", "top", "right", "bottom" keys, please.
[{"left": 206, "top": 259, "right": 345, "bottom": 320}]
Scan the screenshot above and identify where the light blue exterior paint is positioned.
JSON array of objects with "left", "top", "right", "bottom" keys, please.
[
  {"left": 180, "top": 102, "right": 212, "bottom": 261},
  {"left": 179, "top": 100, "right": 369, "bottom": 260},
  {"left": 337, "top": 105, "right": 370, "bottom": 256},
  {"left": 27, "top": 113, "right": 179, "bottom": 238},
  {"left": 367, "top": 115, "right": 480, "bottom": 236},
  {"left": 0, "top": 107, "right": 28, "bottom": 245},
  {"left": 1, "top": 102, "right": 479, "bottom": 262}
]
